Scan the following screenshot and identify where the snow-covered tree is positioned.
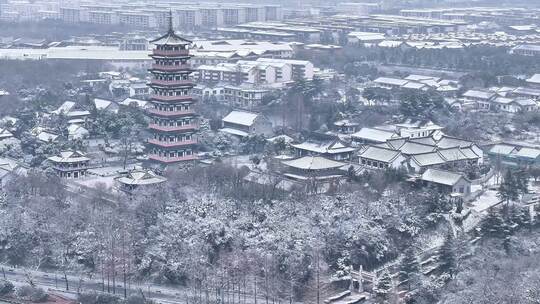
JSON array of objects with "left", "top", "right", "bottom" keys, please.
[
  {"left": 439, "top": 233, "right": 458, "bottom": 278},
  {"left": 375, "top": 270, "right": 393, "bottom": 302},
  {"left": 399, "top": 246, "right": 420, "bottom": 291}
]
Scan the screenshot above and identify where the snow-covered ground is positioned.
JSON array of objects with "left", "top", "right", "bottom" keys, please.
[
  {"left": 469, "top": 190, "right": 501, "bottom": 213},
  {"left": 223, "top": 154, "right": 268, "bottom": 172}
]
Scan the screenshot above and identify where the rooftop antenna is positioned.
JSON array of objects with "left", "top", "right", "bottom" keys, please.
[{"left": 168, "top": 9, "right": 174, "bottom": 34}]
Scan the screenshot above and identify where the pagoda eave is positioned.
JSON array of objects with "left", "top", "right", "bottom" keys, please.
[
  {"left": 148, "top": 82, "right": 195, "bottom": 88},
  {"left": 148, "top": 154, "right": 199, "bottom": 164},
  {"left": 147, "top": 139, "right": 198, "bottom": 148},
  {"left": 151, "top": 96, "right": 195, "bottom": 103},
  {"left": 148, "top": 124, "right": 199, "bottom": 132},
  {"left": 149, "top": 54, "right": 192, "bottom": 60},
  {"left": 147, "top": 109, "right": 196, "bottom": 117},
  {"left": 149, "top": 68, "right": 195, "bottom": 73}
]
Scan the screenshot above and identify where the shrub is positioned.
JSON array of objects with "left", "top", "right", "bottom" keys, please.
[
  {"left": 78, "top": 292, "right": 121, "bottom": 304},
  {"left": 15, "top": 285, "right": 48, "bottom": 303},
  {"left": 0, "top": 280, "right": 14, "bottom": 296}
]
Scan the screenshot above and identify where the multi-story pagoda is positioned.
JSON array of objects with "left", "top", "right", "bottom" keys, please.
[{"left": 147, "top": 14, "right": 198, "bottom": 165}]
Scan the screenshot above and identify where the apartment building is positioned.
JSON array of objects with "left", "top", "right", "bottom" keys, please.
[
  {"left": 196, "top": 63, "right": 259, "bottom": 85},
  {"left": 54, "top": 2, "right": 282, "bottom": 29},
  {"left": 264, "top": 5, "right": 282, "bottom": 21},
  {"left": 237, "top": 60, "right": 292, "bottom": 83},
  {"left": 177, "top": 8, "right": 200, "bottom": 30},
  {"left": 200, "top": 7, "right": 222, "bottom": 28},
  {"left": 195, "top": 58, "right": 304, "bottom": 86},
  {"left": 88, "top": 10, "right": 117, "bottom": 25},
  {"left": 118, "top": 11, "right": 156, "bottom": 28},
  {"left": 223, "top": 85, "right": 272, "bottom": 108},
  {"left": 60, "top": 7, "right": 80, "bottom": 23},
  {"left": 256, "top": 58, "right": 314, "bottom": 80}
]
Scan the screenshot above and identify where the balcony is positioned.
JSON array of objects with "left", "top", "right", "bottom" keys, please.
[
  {"left": 151, "top": 64, "right": 191, "bottom": 71},
  {"left": 147, "top": 139, "right": 197, "bottom": 148},
  {"left": 147, "top": 108, "right": 195, "bottom": 117},
  {"left": 148, "top": 124, "right": 198, "bottom": 132},
  {"left": 151, "top": 49, "right": 189, "bottom": 57},
  {"left": 150, "top": 79, "right": 194, "bottom": 87},
  {"left": 148, "top": 154, "right": 199, "bottom": 163},
  {"left": 151, "top": 95, "right": 194, "bottom": 102}
]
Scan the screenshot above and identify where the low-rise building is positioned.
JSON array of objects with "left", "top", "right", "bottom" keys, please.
[
  {"left": 351, "top": 127, "right": 397, "bottom": 144},
  {"left": 526, "top": 74, "right": 540, "bottom": 90},
  {"left": 280, "top": 155, "right": 345, "bottom": 191},
  {"left": 395, "top": 121, "right": 445, "bottom": 139},
  {"left": 347, "top": 32, "right": 386, "bottom": 46},
  {"left": 510, "top": 44, "right": 540, "bottom": 57},
  {"left": 463, "top": 88, "right": 538, "bottom": 112},
  {"left": 292, "top": 137, "right": 356, "bottom": 161},
  {"left": 120, "top": 97, "right": 149, "bottom": 109},
  {"left": 256, "top": 58, "right": 314, "bottom": 80},
  {"left": 47, "top": 151, "right": 90, "bottom": 179},
  {"left": 333, "top": 120, "right": 360, "bottom": 135},
  {"left": 358, "top": 146, "right": 407, "bottom": 170},
  {"left": 50, "top": 101, "right": 91, "bottom": 124},
  {"left": 0, "top": 128, "right": 14, "bottom": 140},
  {"left": 94, "top": 98, "right": 119, "bottom": 113},
  {"left": 192, "top": 85, "right": 226, "bottom": 102},
  {"left": 373, "top": 77, "right": 408, "bottom": 90},
  {"left": 357, "top": 133, "right": 483, "bottom": 173},
  {"left": 115, "top": 168, "right": 167, "bottom": 192},
  {"left": 129, "top": 83, "right": 151, "bottom": 99},
  {"left": 492, "top": 98, "right": 537, "bottom": 113},
  {"left": 220, "top": 110, "right": 273, "bottom": 137},
  {"left": 67, "top": 124, "right": 89, "bottom": 140},
  {"left": 31, "top": 127, "right": 59, "bottom": 143},
  {"left": 223, "top": 85, "right": 272, "bottom": 108},
  {"left": 511, "top": 87, "right": 540, "bottom": 100},
  {"left": 420, "top": 168, "right": 472, "bottom": 195},
  {"left": 462, "top": 89, "right": 496, "bottom": 110},
  {"left": 0, "top": 157, "right": 27, "bottom": 188},
  {"left": 487, "top": 143, "right": 540, "bottom": 167}
]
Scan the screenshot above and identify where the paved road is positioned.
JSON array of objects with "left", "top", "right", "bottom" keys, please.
[
  {"left": 0, "top": 264, "right": 275, "bottom": 304},
  {"left": 0, "top": 265, "right": 188, "bottom": 304}
]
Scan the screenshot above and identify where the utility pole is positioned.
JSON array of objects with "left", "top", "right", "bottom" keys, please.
[
  {"left": 64, "top": 271, "right": 69, "bottom": 291},
  {"left": 316, "top": 249, "right": 320, "bottom": 304},
  {"left": 265, "top": 256, "right": 269, "bottom": 304},
  {"left": 122, "top": 230, "right": 127, "bottom": 299},
  {"left": 349, "top": 266, "right": 353, "bottom": 292},
  {"left": 254, "top": 275, "right": 257, "bottom": 304},
  {"left": 358, "top": 265, "right": 363, "bottom": 293}
]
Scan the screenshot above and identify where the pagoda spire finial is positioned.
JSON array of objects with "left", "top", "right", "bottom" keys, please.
[{"left": 168, "top": 9, "right": 174, "bottom": 34}]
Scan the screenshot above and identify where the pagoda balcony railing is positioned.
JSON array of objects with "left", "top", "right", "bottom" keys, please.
[
  {"left": 52, "top": 165, "right": 88, "bottom": 171},
  {"left": 151, "top": 64, "right": 191, "bottom": 71},
  {"left": 148, "top": 154, "right": 199, "bottom": 163},
  {"left": 148, "top": 139, "right": 197, "bottom": 147},
  {"left": 150, "top": 79, "right": 194, "bottom": 86},
  {"left": 151, "top": 94, "right": 194, "bottom": 102},
  {"left": 147, "top": 108, "right": 195, "bottom": 116},
  {"left": 152, "top": 49, "right": 189, "bottom": 56},
  {"left": 148, "top": 124, "right": 198, "bottom": 132}
]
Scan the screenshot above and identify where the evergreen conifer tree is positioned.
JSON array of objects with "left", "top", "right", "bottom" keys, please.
[
  {"left": 439, "top": 232, "right": 458, "bottom": 278},
  {"left": 375, "top": 270, "right": 393, "bottom": 301},
  {"left": 399, "top": 246, "right": 420, "bottom": 291}
]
